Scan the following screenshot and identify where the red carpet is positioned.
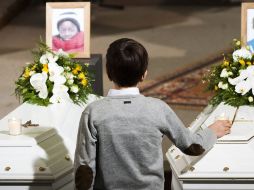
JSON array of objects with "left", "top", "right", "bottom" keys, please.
[{"left": 140, "top": 48, "right": 232, "bottom": 109}]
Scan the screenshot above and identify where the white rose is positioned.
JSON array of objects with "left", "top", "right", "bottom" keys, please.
[
  {"left": 67, "top": 79, "right": 74, "bottom": 85},
  {"left": 218, "top": 81, "right": 228, "bottom": 90},
  {"left": 228, "top": 72, "right": 233, "bottom": 76},
  {"left": 65, "top": 72, "right": 74, "bottom": 80},
  {"left": 248, "top": 96, "right": 254, "bottom": 102},
  {"left": 64, "top": 66, "right": 71, "bottom": 71},
  {"left": 220, "top": 68, "right": 229, "bottom": 78},
  {"left": 71, "top": 85, "right": 79, "bottom": 93}
]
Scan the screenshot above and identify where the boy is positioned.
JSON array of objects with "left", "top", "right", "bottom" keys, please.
[{"left": 74, "top": 38, "right": 231, "bottom": 190}]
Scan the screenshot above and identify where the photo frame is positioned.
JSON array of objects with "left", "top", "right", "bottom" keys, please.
[
  {"left": 46, "top": 2, "right": 90, "bottom": 58},
  {"left": 241, "top": 2, "right": 254, "bottom": 52}
]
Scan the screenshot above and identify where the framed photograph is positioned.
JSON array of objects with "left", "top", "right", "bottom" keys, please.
[
  {"left": 242, "top": 3, "right": 254, "bottom": 52},
  {"left": 46, "top": 2, "right": 90, "bottom": 58}
]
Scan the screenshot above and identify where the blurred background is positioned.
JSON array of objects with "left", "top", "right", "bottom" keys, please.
[{"left": 0, "top": 0, "right": 241, "bottom": 188}]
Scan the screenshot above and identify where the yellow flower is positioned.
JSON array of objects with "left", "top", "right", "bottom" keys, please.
[
  {"left": 214, "top": 85, "right": 218, "bottom": 91},
  {"left": 22, "top": 67, "right": 30, "bottom": 78},
  {"left": 75, "top": 64, "right": 82, "bottom": 72},
  {"left": 239, "top": 59, "right": 245, "bottom": 66},
  {"left": 78, "top": 72, "right": 85, "bottom": 80},
  {"left": 236, "top": 41, "right": 241, "bottom": 46},
  {"left": 72, "top": 69, "right": 78, "bottom": 75},
  {"left": 31, "top": 65, "right": 37, "bottom": 70},
  {"left": 42, "top": 64, "right": 48, "bottom": 73},
  {"left": 223, "top": 60, "right": 229, "bottom": 67},
  {"left": 81, "top": 78, "right": 87, "bottom": 86},
  {"left": 247, "top": 61, "right": 252, "bottom": 66}
]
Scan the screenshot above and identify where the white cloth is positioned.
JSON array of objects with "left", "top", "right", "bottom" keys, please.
[{"left": 107, "top": 87, "right": 140, "bottom": 97}]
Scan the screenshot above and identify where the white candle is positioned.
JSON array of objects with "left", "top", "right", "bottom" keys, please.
[
  {"left": 215, "top": 112, "right": 229, "bottom": 121},
  {"left": 8, "top": 118, "right": 22, "bottom": 136}
]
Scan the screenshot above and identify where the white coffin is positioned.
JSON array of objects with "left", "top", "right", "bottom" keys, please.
[
  {"left": 0, "top": 94, "right": 100, "bottom": 190},
  {"left": 166, "top": 102, "right": 254, "bottom": 190}
]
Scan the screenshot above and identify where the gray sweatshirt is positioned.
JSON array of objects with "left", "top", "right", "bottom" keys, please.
[{"left": 74, "top": 95, "right": 217, "bottom": 190}]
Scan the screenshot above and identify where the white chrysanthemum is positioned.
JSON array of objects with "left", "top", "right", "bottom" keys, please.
[
  {"left": 232, "top": 47, "right": 252, "bottom": 62},
  {"left": 218, "top": 81, "right": 228, "bottom": 90},
  {"left": 30, "top": 73, "right": 48, "bottom": 99},
  {"left": 248, "top": 96, "right": 254, "bottom": 102},
  {"left": 70, "top": 85, "right": 79, "bottom": 93}
]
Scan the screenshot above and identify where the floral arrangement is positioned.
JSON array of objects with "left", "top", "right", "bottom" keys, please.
[
  {"left": 15, "top": 42, "right": 93, "bottom": 106},
  {"left": 204, "top": 39, "right": 254, "bottom": 107}
]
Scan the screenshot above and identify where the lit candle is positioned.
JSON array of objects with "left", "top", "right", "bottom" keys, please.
[{"left": 8, "top": 118, "right": 22, "bottom": 135}]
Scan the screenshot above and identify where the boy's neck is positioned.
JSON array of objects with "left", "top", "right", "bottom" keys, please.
[{"left": 113, "top": 83, "right": 138, "bottom": 90}]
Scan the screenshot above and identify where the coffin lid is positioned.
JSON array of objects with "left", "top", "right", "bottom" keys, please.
[
  {"left": 166, "top": 102, "right": 254, "bottom": 180},
  {"left": 0, "top": 94, "right": 99, "bottom": 181}
]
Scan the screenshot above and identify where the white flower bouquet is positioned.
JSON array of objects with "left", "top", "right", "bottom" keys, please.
[
  {"left": 204, "top": 39, "right": 254, "bottom": 107},
  {"left": 15, "top": 42, "right": 93, "bottom": 106}
]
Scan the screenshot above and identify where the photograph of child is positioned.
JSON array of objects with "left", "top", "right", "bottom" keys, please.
[
  {"left": 52, "top": 9, "right": 84, "bottom": 53},
  {"left": 246, "top": 9, "right": 254, "bottom": 52}
]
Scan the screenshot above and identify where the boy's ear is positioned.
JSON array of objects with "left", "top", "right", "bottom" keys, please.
[{"left": 141, "top": 70, "right": 148, "bottom": 81}]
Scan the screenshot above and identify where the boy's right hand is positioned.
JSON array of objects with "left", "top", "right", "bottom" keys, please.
[{"left": 208, "top": 120, "right": 232, "bottom": 138}]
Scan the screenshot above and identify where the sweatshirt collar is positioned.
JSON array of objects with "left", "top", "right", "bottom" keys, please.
[{"left": 107, "top": 87, "right": 140, "bottom": 97}]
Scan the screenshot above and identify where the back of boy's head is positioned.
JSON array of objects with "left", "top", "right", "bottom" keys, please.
[{"left": 106, "top": 38, "right": 148, "bottom": 87}]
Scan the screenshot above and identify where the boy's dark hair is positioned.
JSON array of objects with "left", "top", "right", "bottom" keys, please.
[{"left": 106, "top": 38, "right": 148, "bottom": 87}]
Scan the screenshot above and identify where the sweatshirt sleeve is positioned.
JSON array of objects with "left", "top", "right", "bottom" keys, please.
[
  {"left": 161, "top": 104, "right": 217, "bottom": 156},
  {"left": 74, "top": 111, "right": 97, "bottom": 190}
]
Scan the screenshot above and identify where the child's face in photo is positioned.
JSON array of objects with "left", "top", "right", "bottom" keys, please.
[{"left": 59, "top": 20, "right": 78, "bottom": 40}]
